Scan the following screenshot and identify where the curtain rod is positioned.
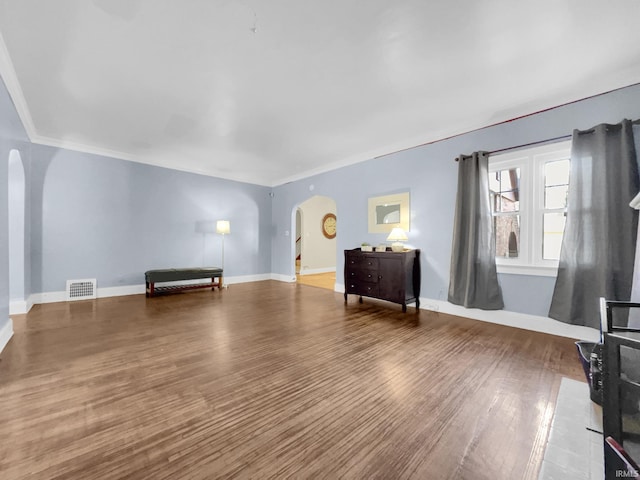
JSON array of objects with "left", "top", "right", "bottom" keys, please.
[
  {"left": 454, "top": 135, "right": 570, "bottom": 161},
  {"left": 455, "top": 118, "right": 640, "bottom": 161}
]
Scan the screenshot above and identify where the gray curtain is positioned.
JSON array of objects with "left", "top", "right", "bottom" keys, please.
[
  {"left": 549, "top": 120, "right": 639, "bottom": 328},
  {"left": 448, "top": 151, "right": 504, "bottom": 310}
]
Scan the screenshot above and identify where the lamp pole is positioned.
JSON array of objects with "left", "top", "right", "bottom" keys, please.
[
  {"left": 216, "top": 220, "right": 230, "bottom": 289},
  {"left": 221, "top": 232, "right": 225, "bottom": 271}
]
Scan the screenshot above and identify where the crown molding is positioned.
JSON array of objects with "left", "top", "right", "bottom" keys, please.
[
  {"left": 0, "top": 30, "right": 37, "bottom": 140},
  {"left": 29, "top": 133, "right": 275, "bottom": 187}
]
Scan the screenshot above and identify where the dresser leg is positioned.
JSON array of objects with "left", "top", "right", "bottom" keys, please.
[
  {"left": 344, "top": 293, "right": 347, "bottom": 303},
  {"left": 402, "top": 303, "right": 407, "bottom": 313}
]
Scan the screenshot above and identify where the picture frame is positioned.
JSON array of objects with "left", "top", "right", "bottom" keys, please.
[{"left": 367, "top": 192, "right": 410, "bottom": 233}]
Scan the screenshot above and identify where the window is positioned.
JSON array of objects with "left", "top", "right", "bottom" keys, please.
[{"left": 489, "top": 141, "right": 571, "bottom": 276}]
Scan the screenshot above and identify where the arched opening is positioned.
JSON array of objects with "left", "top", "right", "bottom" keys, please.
[
  {"left": 8, "top": 149, "right": 26, "bottom": 314},
  {"left": 291, "top": 195, "right": 337, "bottom": 291},
  {"left": 295, "top": 209, "right": 302, "bottom": 273}
]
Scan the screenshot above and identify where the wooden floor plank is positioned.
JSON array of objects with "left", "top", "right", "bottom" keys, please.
[{"left": 0, "top": 281, "right": 583, "bottom": 479}]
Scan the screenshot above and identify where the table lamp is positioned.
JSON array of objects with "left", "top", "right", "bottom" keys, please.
[{"left": 387, "top": 227, "right": 408, "bottom": 252}]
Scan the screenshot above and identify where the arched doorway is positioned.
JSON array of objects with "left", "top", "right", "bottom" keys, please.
[
  {"left": 8, "top": 149, "right": 26, "bottom": 314},
  {"left": 295, "top": 209, "right": 302, "bottom": 273},
  {"left": 292, "top": 195, "right": 337, "bottom": 291}
]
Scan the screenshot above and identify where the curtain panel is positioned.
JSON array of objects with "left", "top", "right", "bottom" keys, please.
[
  {"left": 549, "top": 120, "right": 639, "bottom": 328},
  {"left": 448, "top": 151, "right": 504, "bottom": 310}
]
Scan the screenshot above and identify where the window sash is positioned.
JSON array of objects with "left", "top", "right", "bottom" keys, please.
[{"left": 489, "top": 141, "right": 571, "bottom": 274}]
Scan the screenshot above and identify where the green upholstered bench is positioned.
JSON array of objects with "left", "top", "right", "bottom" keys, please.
[{"left": 145, "top": 268, "right": 223, "bottom": 297}]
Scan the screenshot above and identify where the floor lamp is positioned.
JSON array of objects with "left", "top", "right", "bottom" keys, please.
[{"left": 216, "top": 220, "right": 230, "bottom": 288}]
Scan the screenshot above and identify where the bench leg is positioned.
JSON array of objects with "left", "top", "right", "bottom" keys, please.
[{"left": 149, "top": 282, "right": 155, "bottom": 297}]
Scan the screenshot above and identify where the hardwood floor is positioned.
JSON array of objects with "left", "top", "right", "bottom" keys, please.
[
  {"left": 296, "top": 272, "right": 336, "bottom": 290},
  {"left": 0, "top": 281, "right": 583, "bottom": 479}
]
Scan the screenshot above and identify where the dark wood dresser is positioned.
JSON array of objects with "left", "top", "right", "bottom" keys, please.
[{"left": 344, "top": 248, "right": 421, "bottom": 312}]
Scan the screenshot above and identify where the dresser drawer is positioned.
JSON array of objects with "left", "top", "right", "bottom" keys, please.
[
  {"left": 345, "top": 254, "right": 364, "bottom": 267},
  {"left": 360, "top": 257, "right": 378, "bottom": 270},
  {"left": 345, "top": 254, "right": 378, "bottom": 270},
  {"left": 358, "top": 270, "right": 379, "bottom": 282},
  {"left": 345, "top": 269, "right": 380, "bottom": 283},
  {"left": 347, "top": 282, "right": 379, "bottom": 297}
]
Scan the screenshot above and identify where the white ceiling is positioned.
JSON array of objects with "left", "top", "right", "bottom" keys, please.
[{"left": 1, "top": 1, "right": 640, "bottom": 186}]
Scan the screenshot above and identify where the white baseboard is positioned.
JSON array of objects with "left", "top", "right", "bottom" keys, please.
[
  {"left": 22, "top": 277, "right": 597, "bottom": 340},
  {"left": 30, "top": 291, "right": 66, "bottom": 305},
  {"left": 26, "top": 295, "right": 35, "bottom": 313},
  {"left": 225, "top": 274, "right": 273, "bottom": 285},
  {"left": 420, "top": 298, "right": 599, "bottom": 341},
  {"left": 9, "top": 299, "right": 28, "bottom": 315},
  {"left": 27, "top": 274, "right": 280, "bottom": 306},
  {"left": 271, "top": 273, "right": 297, "bottom": 283},
  {"left": 299, "top": 267, "right": 336, "bottom": 276},
  {"left": 31, "top": 286, "right": 144, "bottom": 305},
  {"left": 97, "top": 285, "right": 146, "bottom": 298},
  {"left": 0, "top": 318, "right": 14, "bottom": 354},
  {"left": 335, "top": 282, "right": 599, "bottom": 342}
]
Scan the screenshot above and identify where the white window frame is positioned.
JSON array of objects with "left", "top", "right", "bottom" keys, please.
[{"left": 489, "top": 140, "right": 571, "bottom": 277}]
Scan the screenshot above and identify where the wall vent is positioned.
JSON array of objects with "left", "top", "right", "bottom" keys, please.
[{"left": 66, "top": 279, "right": 97, "bottom": 301}]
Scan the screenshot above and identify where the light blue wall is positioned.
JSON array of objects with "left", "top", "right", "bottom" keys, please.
[
  {"left": 0, "top": 75, "right": 29, "bottom": 333},
  {"left": 4, "top": 69, "right": 640, "bottom": 318},
  {"left": 29, "top": 145, "right": 272, "bottom": 293},
  {"left": 271, "top": 83, "right": 640, "bottom": 317}
]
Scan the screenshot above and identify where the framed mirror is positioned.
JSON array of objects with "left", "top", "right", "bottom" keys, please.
[{"left": 368, "top": 192, "right": 410, "bottom": 233}]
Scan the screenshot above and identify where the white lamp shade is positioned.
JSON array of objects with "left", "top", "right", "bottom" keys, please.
[
  {"left": 387, "top": 227, "right": 408, "bottom": 242},
  {"left": 216, "top": 220, "right": 230, "bottom": 234}
]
